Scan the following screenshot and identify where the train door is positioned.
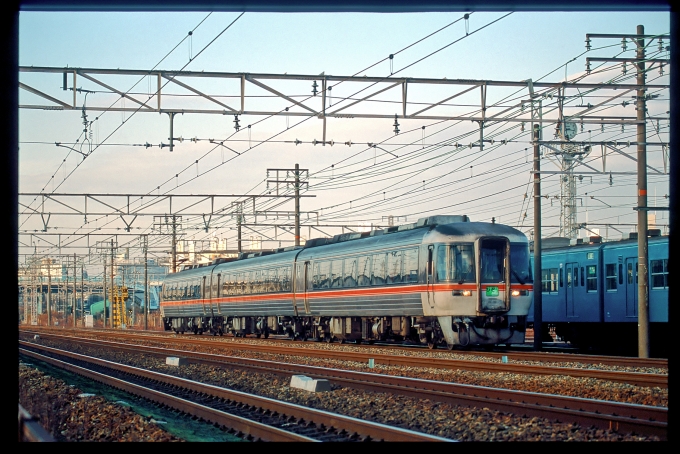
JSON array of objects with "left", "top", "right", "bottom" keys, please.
[
  {"left": 201, "top": 276, "right": 208, "bottom": 315},
  {"left": 565, "top": 262, "right": 577, "bottom": 317},
  {"left": 294, "top": 261, "right": 311, "bottom": 315},
  {"left": 212, "top": 273, "right": 221, "bottom": 316},
  {"left": 477, "top": 237, "right": 510, "bottom": 313},
  {"left": 625, "top": 258, "right": 638, "bottom": 317},
  {"left": 426, "top": 245, "right": 435, "bottom": 308}
]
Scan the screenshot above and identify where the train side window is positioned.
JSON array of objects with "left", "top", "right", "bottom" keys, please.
[
  {"left": 312, "top": 262, "right": 320, "bottom": 289},
  {"left": 627, "top": 263, "right": 633, "bottom": 284},
  {"left": 559, "top": 268, "right": 563, "bottom": 287},
  {"left": 581, "top": 267, "right": 585, "bottom": 286},
  {"left": 371, "top": 253, "right": 386, "bottom": 285},
  {"left": 331, "top": 260, "right": 343, "bottom": 288},
  {"left": 403, "top": 248, "right": 419, "bottom": 283},
  {"left": 320, "top": 261, "right": 331, "bottom": 289},
  {"left": 618, "top": 264, "right": 623, "bottom": 285},
  {"left": 650, "top": 259, "right": 669, "bottom": 289},
  {"left": 605, "top": 264, "right": 617, "bottom": 291},
  {"left": 574, "top": 267, "right": 578, "bottom": 286},
  {"left": 246, "top": 271, "right": 254, "bottom": 294},
  {"left": 343, "top": 258, "right": 357, "bottom": 287},
  {"left": 281, "top": 267, "right": 291, "bottom": 292},
  {"left": 222, "top": 274, "right": 229, "bottom": 296},
  {"left": 586, "top": 265, "right": 597, "bottom": 292},
  {"left": 566, "top": 268, "right": 572, "bottom": 287},
  {"left": 541, "top": 268, "right": 558, "bottom": 293},
  {"left": 386, "top": 250, "right": 402, "bottom": 284},
  {"left": 357, "top": 256, "right": 371, "bottom": 286}
]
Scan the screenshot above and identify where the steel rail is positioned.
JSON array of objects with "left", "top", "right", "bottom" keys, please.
[
  {"left": 21, "top": 327, "right": 668, "bottom": 382},
  {"left": 19, "top": 336, "right": 667, "bottom": 440},
  {"left": 22, "top": 328, "right": 668, "bottom": 387},
  {"left": 19, "top": 343, "right": 452, "bottom": 442}
]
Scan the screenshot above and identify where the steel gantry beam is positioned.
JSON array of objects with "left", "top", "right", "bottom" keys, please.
[{"left": 19, "top": 66, "right": 668, "bottom": 125}]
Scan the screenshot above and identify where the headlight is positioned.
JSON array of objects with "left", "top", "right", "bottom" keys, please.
[
  {"left": 511, "top": 290, "right": 520, "bottom": 297},
  {"left": 462, "top": 290, "right": 472, "bottom": 297}
]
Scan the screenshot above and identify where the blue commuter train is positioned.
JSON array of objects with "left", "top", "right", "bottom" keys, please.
[
  {"left": 160, "top": 215, "right": 534, "bottom": 349},
  {"left": 528, "top": 231, "right": 669, "bottom": 356}
]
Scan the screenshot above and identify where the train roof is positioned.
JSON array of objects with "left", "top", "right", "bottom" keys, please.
[
  {"left": 534, "top": 231, "right": 668, "bottom": 254},
  {"left": 163, "top": 215, "right": 530, "bottom": 279}
]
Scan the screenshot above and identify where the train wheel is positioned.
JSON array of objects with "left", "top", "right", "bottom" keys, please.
[
  {"left": 446, "top": 343, "right": 455, "bottom": 350},
  {"left": 256, "top": 333, "right": 261, "bottom": 339},
  {"left": 325, "top": 336, "right": 333, "bottom": 344},
  {"left": 263, "top": 330, "right": 269, "bottom": 339},
  {"left": 218, "top": 328, "right": 223, "bottom": 337},
  {"left": 355, "top": 339, "right": 362, "bottom": 345},
  {"left": 427, "top": 342, "right": 436, "bottom": 349}
]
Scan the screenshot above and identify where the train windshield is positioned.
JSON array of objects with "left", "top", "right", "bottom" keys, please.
[
  {"left": 510, "top": 243, "right": 532, "bottom": 284},
  {"left": 480, "top": 238, "right": 507, "bottom": 283},
  {"left": 436, "top": 244, "right": 475, "bottom": 283}
]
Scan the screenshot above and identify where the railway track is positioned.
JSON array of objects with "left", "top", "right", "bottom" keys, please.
[
  {"left": 19, "top": 343, "right": 451, "bottom": 442},
  {"left": 24, "top": 326, "right": 668, "bottom": 370},
  {"left": 19, "top": 336, "right": 668, "bottom": 440},
  {"left": 21, "top": 328, "right": 668, "bottom": 388}
]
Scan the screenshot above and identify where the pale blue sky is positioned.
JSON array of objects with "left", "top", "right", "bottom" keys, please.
[{"left": 18, "top": 10, "right": 671, "bottom": 256}]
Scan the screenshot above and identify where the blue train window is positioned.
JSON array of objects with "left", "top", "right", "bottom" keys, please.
[
  {"left": 574, "top": 267, "right": 578, "bottom": 286},
  {"left": 605, "top": 264, "right": 617, "bottom": 291},
  {"left": 618, "top": 264, "right": 623, "bottom": 285},
  {"left": 650, "top": 259, "right": 668, "bottom": 289},
  {"left": 627, "top": 263, "right": 634, "bottom": 284},
  {"left": 559, "top": 268, "right": 563, "bottom": 287},
  {"left": 581, "top": 267, "right": 584, "bottom": 286},
  {"left": 586, "top": 265, "right": 597, "bottom": 292},
  {"left": 541, "top": 268, "right": 558, "bottom": 293}
]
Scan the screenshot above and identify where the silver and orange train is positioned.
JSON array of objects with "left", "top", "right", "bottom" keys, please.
[{"left": 160, "top": 215, "right": 533, "bottom": 349}]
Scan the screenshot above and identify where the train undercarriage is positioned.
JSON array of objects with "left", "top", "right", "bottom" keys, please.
[{"left": 163, "top": 314, "right": 527, "bottom": 349}]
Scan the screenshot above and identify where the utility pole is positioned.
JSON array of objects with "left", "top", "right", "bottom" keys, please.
[
  {"left": 110, "top": 240, "right": 114, "bottom": 328},
  {"left": 73, "top": 253, "right": 76, "bottom": 328},
  {"left": 295, "top": 163, "right": 300, "bottom": 246},
  {"left": 153, "top": 215, "right": 182, "bottom": 273},
  {"left": 144, "top": 235, "right": 149, "bottom": 331},
  {"left": 532, "top": 123, "right": 543, "bottom": 351},
  {"left": 582, "top": 26, "right": 670, "bottom": 357},
  {"left": 47, "top": 259, "right": 51, "bottom": 326},
  {"left": 103, "top": 261, "right": 107, "bottom": 328},
  {"left": 266, "top": 165, "right": 309, "bottom": 247},
  {"left": 80, "top": 261, "right": 84, "bottom": 327},
  {"left": 96, "top": 239, "right": 118, "bottom": 329},
  {"left": 635, "top": 25, "right": 650, "bottom": 358}
]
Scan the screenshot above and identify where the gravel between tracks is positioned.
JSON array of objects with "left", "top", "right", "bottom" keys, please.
[{"left": 19, "top": 334, "right": 665, "bottom": 441}]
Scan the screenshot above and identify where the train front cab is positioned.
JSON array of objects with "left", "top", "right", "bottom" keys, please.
[{"left": 425, "top": 233, "right": 532, "bottom": 348}]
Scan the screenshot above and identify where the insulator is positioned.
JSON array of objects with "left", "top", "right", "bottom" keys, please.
[
  {"left": 393, "top": 114, "right": 399, "bottom": 135},
  {"left": 312, "top": 80, "right": 318, "bottom": 96}
]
